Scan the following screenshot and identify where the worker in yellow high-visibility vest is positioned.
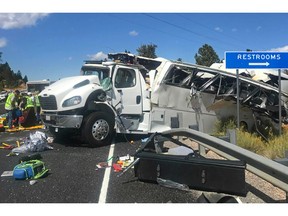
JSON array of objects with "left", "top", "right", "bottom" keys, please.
[
  {"left": 20, "top": 92, "right": 37, "bottom": 127},
  {"left": 25, "top": 92, "right": 35, "bottom": 110},
  {"left": 5, "top": 90, "right": 20, "bottom": 129}
]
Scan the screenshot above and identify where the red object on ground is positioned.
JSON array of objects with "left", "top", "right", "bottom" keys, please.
[{"left": 112, "top": 163, "right": 122, "bottom": 172}]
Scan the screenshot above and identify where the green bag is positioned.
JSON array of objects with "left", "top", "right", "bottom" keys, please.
[{"left": 13, "top": 159, "right": 49, "bottom": 180}]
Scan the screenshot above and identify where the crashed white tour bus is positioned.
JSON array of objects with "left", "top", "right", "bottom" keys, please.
[{"left": 38, "top": 53, "right": 288, "bottom": 147}]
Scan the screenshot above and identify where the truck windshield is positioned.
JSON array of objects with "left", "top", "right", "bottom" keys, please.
[
  {"left": 81, "top": 67, "right": 110, "bottom": 81},
  {"left": 81, "top": 66, "right": 112, "bottom": 91}
]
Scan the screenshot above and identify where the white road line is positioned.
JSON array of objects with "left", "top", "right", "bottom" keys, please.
[{"left": 98, "top": 143, "right": 115, "bottom": 203}]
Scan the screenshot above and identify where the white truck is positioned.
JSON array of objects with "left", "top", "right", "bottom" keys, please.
[{"left": 38, "top": 53, "right": 288, "bottom": 147}]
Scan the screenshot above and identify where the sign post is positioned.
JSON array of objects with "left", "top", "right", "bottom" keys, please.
[
  {"left": 236, "top": 69, "right": 240, "bottom": 129},
  {"left": 225, "top": 51, "right": 288, "bottom": 135}
]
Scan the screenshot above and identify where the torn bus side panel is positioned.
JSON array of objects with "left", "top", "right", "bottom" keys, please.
[
  {"left": 151, "top": 65, "right": 255, "bottom": 133},
  {"left": 134, "top": 133, "right": 247, "bottom": 197},
  {"left": 149, "top": 65, "right": 221, "bottom": 133}
]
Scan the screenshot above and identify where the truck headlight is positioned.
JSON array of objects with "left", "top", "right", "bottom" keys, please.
[{"left": 62, "top": 96, "right": 82, "bottom": 107}]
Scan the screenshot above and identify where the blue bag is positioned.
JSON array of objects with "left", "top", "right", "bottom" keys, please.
[{"left": 13, "top": 160, "right": 49, "bottom": 180}]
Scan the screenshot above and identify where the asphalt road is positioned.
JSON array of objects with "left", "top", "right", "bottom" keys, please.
[
  {"left": 0, "top": 128, "right": 204, "bottom": 203},
  {"left": 0, "top": 102, "right": 202, "bottom": 204}
]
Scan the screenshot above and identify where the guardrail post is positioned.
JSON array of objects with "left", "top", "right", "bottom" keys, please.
[
  {"left": 227, "top": 129, "right": 237, "bottom": 145},
  {"left": 217, "top": 129, "right": 236, "bottom": 145},
  {"left": 199, "top": 144, "right": 206, "bottom": 156},
  {"left": 189, "top": 125, "right": 206, "bottom": 156}
]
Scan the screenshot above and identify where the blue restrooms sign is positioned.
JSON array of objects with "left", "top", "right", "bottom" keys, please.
[{"left": 225, "top": 51, "right": 288, "bottom": 69}]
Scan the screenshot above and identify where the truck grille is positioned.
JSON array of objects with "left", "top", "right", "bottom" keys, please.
[{"left": 39, "top": 95, "right": 58, "bottom": 110}]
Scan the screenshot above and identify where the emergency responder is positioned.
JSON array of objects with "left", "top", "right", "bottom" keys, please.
[
  {"left": 25, "top": 92, "right": 34, "bottom": 109},
  {"left": 20, "top": 92, "right": 37, "bottom": 127},
  {"left": 5, "top": 90, "right": 20, "bottom": 129}
]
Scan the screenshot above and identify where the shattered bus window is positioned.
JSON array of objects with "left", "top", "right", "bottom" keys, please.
[{"left": 164, "top": 67, "right": 190, "bottom": 86}]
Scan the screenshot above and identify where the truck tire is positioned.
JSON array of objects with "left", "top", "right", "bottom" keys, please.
[{"left": 82, "top": 112, "right": 115, "bottom": 148}]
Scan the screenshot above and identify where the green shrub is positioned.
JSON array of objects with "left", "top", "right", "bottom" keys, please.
[
  {"left": 237, "top": 130, "right": 266, "bottom": 155},
  {"left": 213, "top": 117, "right": 237, "bottom": 137},
  {"left": 213, "top": 119, "right": 288, "bottom": 159},
  {"left": 262, "top": 131, "right": 288, "bottom": 159}
]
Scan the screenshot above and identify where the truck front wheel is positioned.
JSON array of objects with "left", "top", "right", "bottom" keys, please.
[{"left": 82, "top": 112, "right": 115, "bottom": 148}]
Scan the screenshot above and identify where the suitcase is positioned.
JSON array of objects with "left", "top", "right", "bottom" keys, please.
[{"left": 134, "top": 133, "right": 247, "bottom": 197}]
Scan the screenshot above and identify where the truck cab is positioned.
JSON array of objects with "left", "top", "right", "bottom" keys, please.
[{"left": 39, "top": 54, "right": 160, "bottom": 147}]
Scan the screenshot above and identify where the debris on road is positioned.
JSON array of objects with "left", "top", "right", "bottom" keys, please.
[
  {"left": 96, "top": 154, "right": 135, "bottom": 173},
  {"left": 11, "top": 131, "right": 53, "bottom": 154},
  {"left": 112, "top": 163, "right": 122, "bottom": 172},
  {"left": 5, "top": 125, "right": 44, "bottom": 133},
  {"left": 96, "top": 162, "right": 109, "bottom": 169},
  {"left": 0, "top": 142, "right": 15, "bottom": 150},
  {"left": 1, "top": 171, "right": 13, "bottom": 177},
  {"left": 29, "top": 180, "right": 38, "bottom": 185}
]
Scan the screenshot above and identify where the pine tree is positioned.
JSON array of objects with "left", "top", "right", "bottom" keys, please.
[
  {"left": 194, "top": 44, "right": 220, "bottom": 67},
  {"left": 136, "top": 44, "right": 157, "bottom": 58}
]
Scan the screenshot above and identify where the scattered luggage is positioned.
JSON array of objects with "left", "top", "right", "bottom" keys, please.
[{"left": 13, "top": 159, "right": 49, "bottom": 180}]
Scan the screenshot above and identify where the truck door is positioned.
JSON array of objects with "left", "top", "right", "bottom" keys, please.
[{"left": 112, "top": 66, "right": 143, "bottom": 115}]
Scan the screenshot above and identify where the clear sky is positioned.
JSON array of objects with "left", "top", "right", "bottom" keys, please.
[{"left": 0, "top": 0, "right": 288, "bottom": 82}]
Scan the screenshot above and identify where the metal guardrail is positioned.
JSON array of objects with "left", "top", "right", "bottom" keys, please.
[{"left": 162, "top": 128, "right": 288, "bottom": 199}]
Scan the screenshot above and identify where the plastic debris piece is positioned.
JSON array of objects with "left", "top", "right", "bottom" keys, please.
[
  {"left": 46, "top": 137, "right": 54, "bottom": 144},
  {"left": 119, "top": 154, "right": 130, "bottom": 161},
  {"left": 122, "top": 160, "right": 133, "bottom": 168},
  {"left": 157, "top": 178, "right": 189, "bottom": 191},
  {"left": 167, "top": 146, "right": 194, "bottom": 156},
  {"left": 112, "top": 163, "right": 122, "bottom": 172},
  {"left": 117, "top": 160, "right": 123, "bottom": 165},
  {"left": 141, "top": 137, "right": 149, "bottom": 143},
  {"left": 1, "top": 171, "right": 13, "bottom": 177},
  {"left": 29, "top": 180, "right": 38, "bottom": 185},
  {"left": 6, "top": 152, "right": 18, "bottom": 157},
  {"left": 96, "top": 162, "right": 109, "bottom": 169}
]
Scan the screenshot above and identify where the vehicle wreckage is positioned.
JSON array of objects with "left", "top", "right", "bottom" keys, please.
[
  {"left": 137, "top": 54, "right": 288, "bottom": 138},
  {"left": 39, "top": 52, "right": 288, "bottom": 147},
  {"left": 210, "top": 61, "right": 288, "bottom": 138}
]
